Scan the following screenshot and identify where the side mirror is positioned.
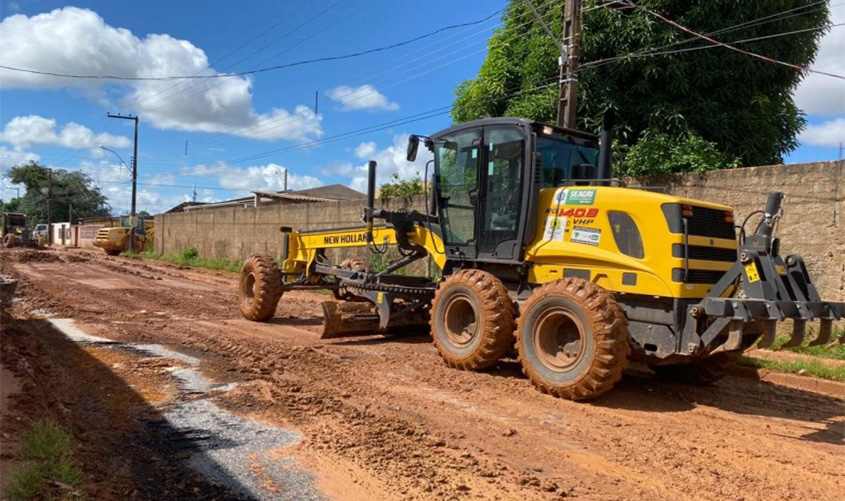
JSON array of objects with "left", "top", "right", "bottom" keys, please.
[{"left": 406, "top": 135, "right": 420, "bottom": 162}]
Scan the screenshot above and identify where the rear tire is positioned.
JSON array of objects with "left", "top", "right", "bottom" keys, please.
[
  {"left": 239, "top": 255, "right": 283, "bottom": 322},
  {"left": 650, "top": 353, "right": 736, "bottom": 385},
  {"left": 430, "top": 269, "right": 515, "bottom": 370},
  {"left": 2, "top": 234, "right": 16, "bottom": 248},
  {"left": 516, "top": 279, "right": 630, "bottom": 401}
]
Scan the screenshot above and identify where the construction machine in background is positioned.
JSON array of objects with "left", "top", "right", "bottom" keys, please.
[
  {"left": 94, "top": 220, "right": 154, "bottom": 256},
  {"left": 238, "top": 117, "right": 844, "bottom": 400},
  {"left": 1, "top": 212, "right": 35, "bottom": 248}
]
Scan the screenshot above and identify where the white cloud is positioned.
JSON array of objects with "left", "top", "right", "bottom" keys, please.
[
  {"left": 326, "top": 84, "right": 399, "bottom": 111},
  {"left": 0, "top": 115, "right": 131, "bottom": 152},
  {"left": 798, "top": 117, "right": 845, "bottom": 146},
  {"left": 793, "top": 4, "right": 845, "bottom": 117},
  {"left": 0, "top": 145, "right": 39, "bottom": 170},
  {"left": 346, "top": 134, "right": 433, "bottom": 193},
  {"left": 181, "top": 162, "right": 323, "bottom": 192},
  {"left": 354, "top": 141, "right": 377, "bottom": 158},
  {"left": 0, "top": 7, "right": 322, "bottom": 141}
]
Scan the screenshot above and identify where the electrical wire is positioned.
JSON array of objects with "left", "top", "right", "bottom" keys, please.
[
  {"left": 146, "top": 2, "right": 553, "bottom": 161},
  {"left": 581, "top": 22, "right": 844, "bottom": 70},
  {"left": 0, "top": 9, "right": 505, "bottom": 82},
  {"left": 583, "top": 0, "right": 837, "bottom": 69},
  {"left": 617, "top": 1, "right": 844, "bottom": 79}
]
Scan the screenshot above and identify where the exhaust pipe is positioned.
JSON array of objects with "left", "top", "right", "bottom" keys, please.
[
  {"left": 597, "top": 109, "right": 614, "bottom": 184},
  {"left": 364, "top": 160, "right": 376, "bottom": 274}
]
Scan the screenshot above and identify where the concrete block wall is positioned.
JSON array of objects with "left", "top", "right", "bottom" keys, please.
[
  {"left": 633, "top": 161, "right": 843, "bottom": 303},
  {"left": 154, "top": 196, "right": 425, "bottom": 265},
  {"left": 155, "top": 161, "right": 842, "bottom": 302}
]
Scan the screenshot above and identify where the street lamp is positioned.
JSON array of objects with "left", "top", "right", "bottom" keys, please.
[{"left": 99, "top": 145, "right": 132, "bottom": 174}]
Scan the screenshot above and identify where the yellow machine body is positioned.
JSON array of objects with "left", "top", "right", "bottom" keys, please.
[
  {"left": 280, "top": 185, "right": 734, "bottom": 302},
  {"left": 524, "top": 186, "right": 735, "bottom": 299}
]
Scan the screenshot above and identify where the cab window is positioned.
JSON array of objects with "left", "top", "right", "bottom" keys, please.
[{"left": 608, "top": 211, "right": 644, "bottom": 259}]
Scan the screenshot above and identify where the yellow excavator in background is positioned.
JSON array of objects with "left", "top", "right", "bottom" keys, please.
[{"left": 237, "top": 117, "right": 843, "bottom": 400}]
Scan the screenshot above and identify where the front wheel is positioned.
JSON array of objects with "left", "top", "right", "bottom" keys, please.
[
  {"left": 3, "top": 234, "right": 16, "bottom": 248},
  {"left": 239, "top": 255, "right": 283, "bottom": 321},
  {"left": 516, "top": 279, "right": 630, "bottom": 401},
  {"left": 430, "top": 269, "right": 515, "bottom": 370}
]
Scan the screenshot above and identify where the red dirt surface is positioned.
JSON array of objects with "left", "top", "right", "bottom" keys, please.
[{"left": 2, "top": 247, "right": 843, "bottom": 500}]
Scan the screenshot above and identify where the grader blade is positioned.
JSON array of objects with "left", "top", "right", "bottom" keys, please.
[
  {"left": 808, "top": 319, "right": 833, "bottom": 347},
  {"left": 321, "top": 301, "right": 381, "bottom": 339},
  {"left": 320, "top": 301, "right": 431, "bottom": 339}
]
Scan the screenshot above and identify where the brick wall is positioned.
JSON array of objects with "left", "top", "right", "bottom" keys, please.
[{"left": 155, "top": 161, "right": 843, "bottom": 301}]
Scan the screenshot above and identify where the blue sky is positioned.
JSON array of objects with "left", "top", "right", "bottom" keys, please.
[{"left": 1, "top": 0, "right": 843, "bottom": 215}]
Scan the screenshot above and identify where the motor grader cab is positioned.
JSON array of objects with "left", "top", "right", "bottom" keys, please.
[
  {"left": 238, "top": 117, "right": 843, "bottom": 401},
  {"left": 1, "top": 212, "right": 33, "bottom": 248}
]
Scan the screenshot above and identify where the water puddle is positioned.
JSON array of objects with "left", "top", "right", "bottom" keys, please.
[{"left": 47, "top": 317, "right": 323, "bottom": 500}]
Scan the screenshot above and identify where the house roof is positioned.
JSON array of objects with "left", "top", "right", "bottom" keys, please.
[
  {"left": 165, "top": 201, "right": 208, "bottom": 213},
  {"left": 177, "top": 184, "right": 367, "bottom": 212},
  {"left": 293, "top": 184, "right": 366, "bottom": 200}
]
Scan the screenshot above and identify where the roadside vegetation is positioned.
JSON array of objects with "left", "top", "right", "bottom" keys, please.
[
  {"left": 739, "top": 327, "right": 845, "bottom": 381},
  {"left": 124, "top": 246, "right": 243, "bottom": 273},
  {"left": 4, "top": 419, "right": 84, "bottom": 500},
  {"left": 767, "top": 329, "right": 845, "bottom": 360},
  {"left": 739, "top": 356, "right": 845, "bottom": 382}
]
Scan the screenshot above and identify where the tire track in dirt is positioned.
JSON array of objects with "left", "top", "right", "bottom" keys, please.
[{"left": 4, "top": 248, "right": 843, "bottom": 500}]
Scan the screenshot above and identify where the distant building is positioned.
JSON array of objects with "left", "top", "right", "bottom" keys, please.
[
  {"left": 165, "top": 201, "right": 208, "bottom": 213},
  {"left": 179, "top": 185, "right": 366, "bottom": 212}
]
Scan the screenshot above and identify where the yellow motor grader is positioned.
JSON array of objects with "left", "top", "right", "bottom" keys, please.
[
  {"left": 238, "top": 117, "right": 843, "bottom": 400},
  {"left": 1, "top": 212, "right": 35, "bottom": 248}
]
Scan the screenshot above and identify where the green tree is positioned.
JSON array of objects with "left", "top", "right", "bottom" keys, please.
[
  {"left": 6, "top": 161, "right": 111, "bottom": 224},
  {"left": 452, "top": 0, "right": 828, "bottom": 176},
  {"left": 379, "top": 173, "right": 425, "bottom": 201}
]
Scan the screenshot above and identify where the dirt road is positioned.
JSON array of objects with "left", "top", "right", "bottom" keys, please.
[{"left": 1, "top": 247, "right": 843, "bottom": 500}]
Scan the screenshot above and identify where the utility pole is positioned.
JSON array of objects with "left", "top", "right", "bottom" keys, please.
[
  {"left": 284, "top": 168, "right": 288, "bottom": 192},
  {"left": 559, "top": 0, "right": 582, "bottom": 129},
  {"left": 107, "top": 112, "right": 139, "bottom": 252},
  {"left": 46, "top": 169, "right": 52, "bottom": 246}
]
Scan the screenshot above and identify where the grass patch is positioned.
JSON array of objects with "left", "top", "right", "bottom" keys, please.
[
  {"left": 767, "top": 327, "right": 845, "bottom": 361},
  {"left": 5, "top": 419, "right": 84, "bottom": 500},
  {"left": 127, "top": 247, "right": 243, "bottom": 273},
  {"left": 739, "top": 356, "right": 845, "bottom": 382}
]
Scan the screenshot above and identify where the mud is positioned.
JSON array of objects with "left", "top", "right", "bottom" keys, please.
[{"left": 1, "top": 247, "right": 843, "bottom": 500}]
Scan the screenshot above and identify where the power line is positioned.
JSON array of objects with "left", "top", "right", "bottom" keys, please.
[
  {"left": 581, "top": 22, "right": 844, "bottom": 70},
  {"left": 619, "top": 1, "right": 844, "bottom": 80},
  {"left": 132, "top": 0, "right": 321, "bottom": 110},
  {"left": 583, "top": 0, "right": 837, "bottom": 69},
  {"left": 146, "top": 3, "right": 548, "bottom": 161},
  {"left": 0, "top": 9, "right": 505, "bottom": 82},
  {"left": 134, "top": 0, "right": 350, "bottom": 113}
]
